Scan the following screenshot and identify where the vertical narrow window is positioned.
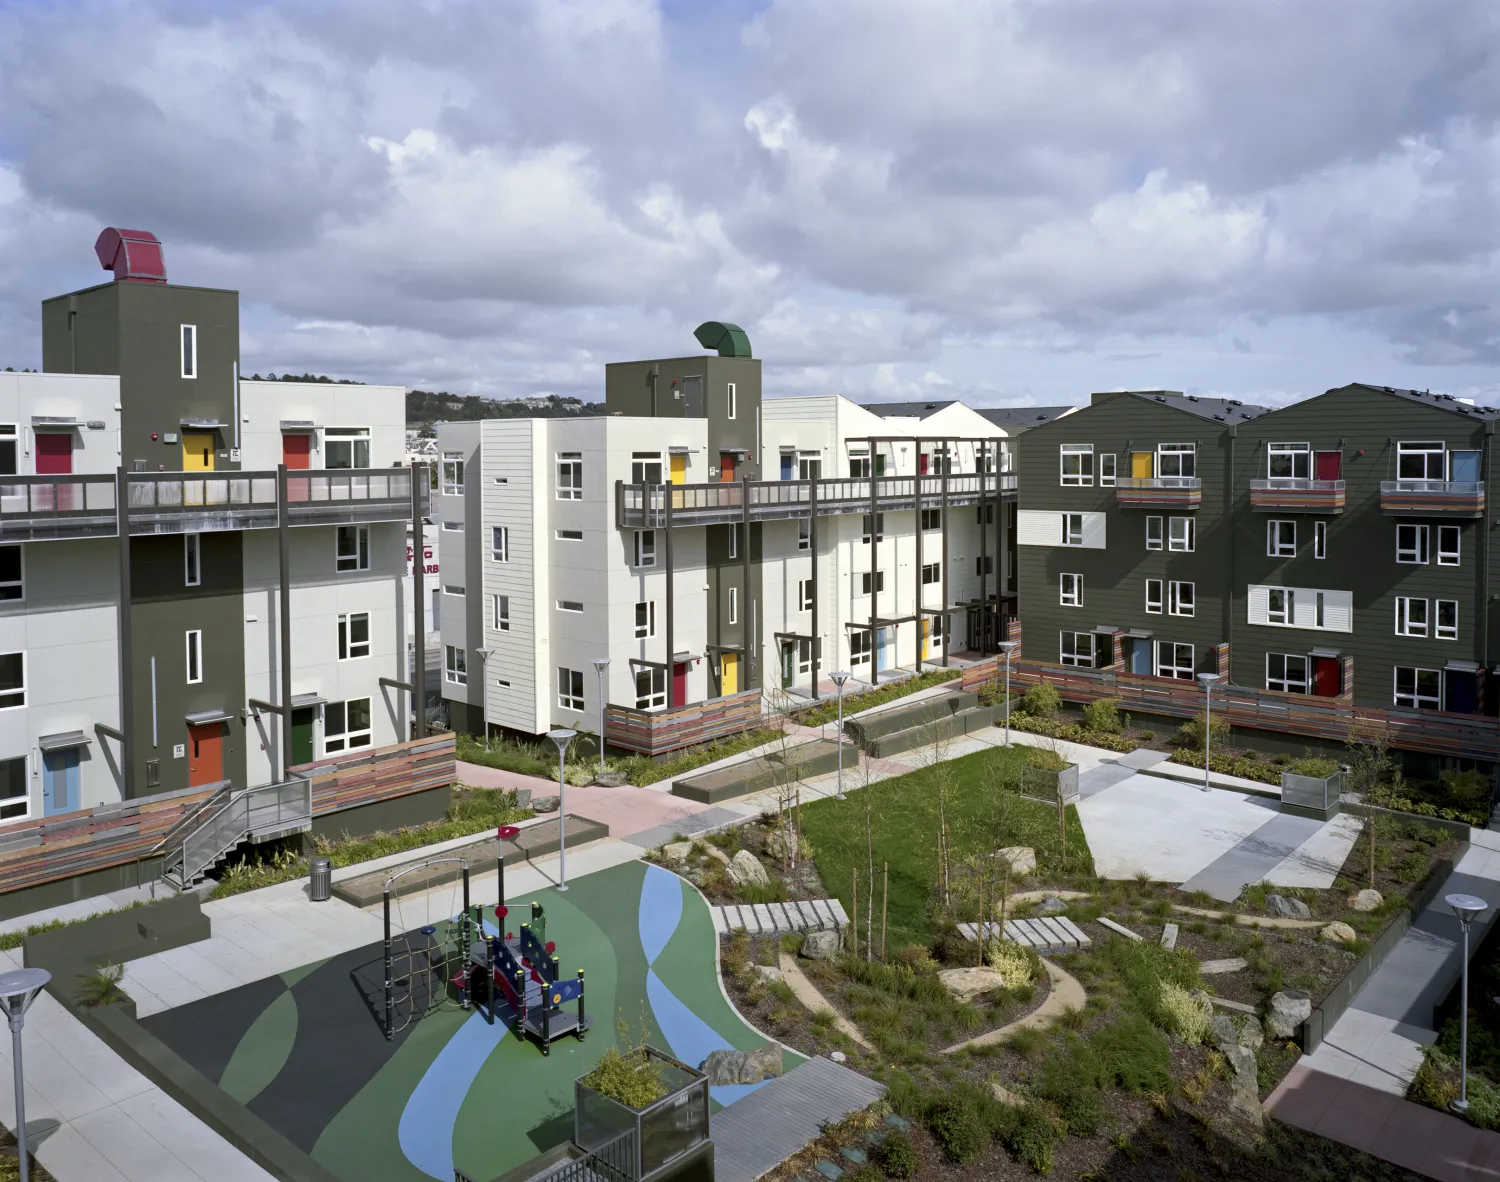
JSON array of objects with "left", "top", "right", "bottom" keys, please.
[
  {"left": 184, "top": 534, "right": 201, "bottom": 586},
  {"left": 797, "top": 519, "right": 810, "bottom": 551},
  {"left": 1316, "top": 592, "right": 1325, "bottom": 629},
  {"left": 493, "top": 594, "right": 510, "bottom": 631},
  {"left": 556, "top": 452, "right": 583, "bottom": 500},
  {"left": 185, "top": 630, "right": 202, "bottom": 684},
  {"left": 1145, "top": 579, "right": 1163, "bottom": 614},
  {"left": 1146, "top": 516, "right": 1163, "bottom": 551},
  {"left": 492, "top": 526, "right": 510, "bottom": 562},
  {"left": 1098, "top": 454, "right": 1116, "bottom": 486},
  {"left": 726, "top": 383, "right": 736, "bottom": 420},
  {"left": 727, "top": 525, "right": 738, "bottom": 559},
  {"left": 633, "top": 529, "right": 656, "bottom": 567},
  {"left": 1313, "top": 521, "right": 1327, "bottom": 560},
  {"left": 728, "top": 587, "right": 739, "bottom": 624},
  {"left": 0, "top": 546, "right": 21, "bottom": 601},
  {"left": 180, "top": 325, "right": 197, "bottom": 378}
]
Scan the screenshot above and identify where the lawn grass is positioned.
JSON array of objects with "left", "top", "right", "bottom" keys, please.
[{"left": 793, "top": 667, "right": 963, "bottom": 728}]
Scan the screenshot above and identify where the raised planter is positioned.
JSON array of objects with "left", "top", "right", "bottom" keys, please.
[
  {"left": 1280, "top": 770, "right": 1345, "bottom": 821},
  {"left": 671, "top": 738, "right": 855, "bottom": 804},
  {"left": 1020, "top": 764, "right": 1080, "bottom": 805},
  {"left": 575, "top": 1046, "right": 713, "bottom": 1182}
]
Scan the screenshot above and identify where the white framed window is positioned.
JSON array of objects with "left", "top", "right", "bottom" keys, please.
[
  {"left": 0, "top": 546, "right": 20, "bottom": 601},
  {"left": 798, "top": 579, "right": 814, "bottom": 611},
  {"left": 180, "top": 324, "right": 197, "bottom": 379},
  {"left": 445, "top": 645, "right": 467, "bottom": 685},
  {"left": 848, "top": 453, "right": 871, "bottom": 479},
  {"left": 921, "top": 563, "right": 940, "bottom": 586},
  {"left": 635, "top": 601, "right": 655, "bottom": 638},
  {"left": 1145, "top": 578, "right": 1163, "bottom": 614},
  {"left": 1059, "top": 573, "right": 1082, "bottom": 606},
  {"left": 1267, "top": 442, "right": 1310, "bottom": 480},
  {"left": 1268, "top": 587, "right": 1294, "bottom": 625},
  {"left": 631, "top": 452, "right": 663, "bottom": 484},
  {"left": 495, "top": 678, "right": 511, "bottom": 688},
  {"left": 634, "top": 666, "right": 666, "bottom": 710},
  {"left": 325, "top": 698, "right": 371, "bottom": 753},
  {"left": 1061, "top": 513, "right": 1084, "bottom": 546},
  {"left": 1168, "top": 517, "right": 1194, "bottom": 552},
  {"left": 325, "top": 427, "right": 370, "bottom": 469},
  {"left": 1438, "top": 525, "right": 1461, "bottom": 566},
  {"left": 556, "top": 452, "right": 583, "bottom": 500},
  {"left": 849, "top": 630, "right": 872, "bottom": 667},
  {"left": 1157, "top": 443, "right": 1196, "bottom": 480},
  {"left": 0, "top": 653, "right": 25, "bottom": 709},
  {"left": 1394, "top": 666, "right": 1440, "bottom": 710},
  {"left": 444, "top": 584, "right": 465, "bottom": 597},
  {"left": 555, "top": 529, "right": 583, "bottom": 541},
  {"left": 1098, "top": 454, "right": 1116, "bottom": 486},
  {"left": 442, "top": 453, "right": 465, "bottom": 494},
  {"left": 1266, "top": 653, "right": 1309, "bottom": 694},
  {"left": 559, "top": 667, "right": 585, "bottom": 712},
  {"left": 1395, "top": 597, "right": 1428, "bottom": 637},
  {"left": 337, "top": 612, "right": 370, "bottom": 660},
  {"left": 727, "top": 383, "right": 737, "bottom": 420},
  {"left": 1313, "top": 521, "right": 1327, "bottom": 560},
  {"left": 1396, "top": 523, "right": 1429, "bottom": 564},
  {"left": 337, "top": 525, "right": 370, "bottom": 572},
  {"left": 861, "top": 513, "right": 885, "bottom": 544},
  {"left": 1060, "top": 444, "right": 1094, "bottom": 486},
  {"left": 633, "top": 529, "right": 656, "bottom": 568},
  {"left": 860, "top": 570, "right": 885, "bottom": 595},
  {"left": 1316, "top": 591, "right": 1326, "bottom": 629},
  {"left": 492, "top": 526, "right": 510, "bottom": 562},
  {"left": 797, "top": 519, "right": 810, "bottom": 551},
  {"left": 442, "top": 520, "right": 463, "bottom": 532},
  {"left": 1436, "top": 600, "right": 1458, "bottom": 641},
  {"left": 185, "top": 630, "right": 203, "bottom": 684},
  {"left": 1060, "top": 631, "right": 1094, "bottom": 667},
  {"left": 727, "top": 525, "right": 738, "bottom": 559},
  {"left": 0, "top": 757, "right": 26, "bottom": 822},
  {"left": 1169, "top": 580, "right": 1194, "bottom": 617},
  {"left": 1267, "top": 520, "right": 1296, "bottom": 557},
  {"left": 184, "top": 534, "right": 200, "bottom": 587},
  {"left": 1248, "top": 585, "right": 1351, "bottom": 632},
  {"left": 493, "top": 594, "right": 510, "bottom": 631},
  {"left": 920, "top": 508, "right": 941, "bottom": 531},
  {"left": 975, "top": 555, "right": 994, "bottom": 576},
  {"left": 728, "top": 587, "right": 739, "bottom": 624},
  {"left": 1397, "top": 442, "right": 1446, "bottom": 481},
  {"left": 558, "top": 599, "right": 584, "bottom": 613},
  {"left": 1156, "top": 641, "right": 1195, "bottom": 680},
  {"left": 1146, "top": 516, "right": 1163, "bottom": 551},
  {"left": 930, "top": 615, "right": 946, "bottom": 647}
]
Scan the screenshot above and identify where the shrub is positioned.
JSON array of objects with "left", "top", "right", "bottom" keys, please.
[
  {"left": 1158, "top": 981, "right": 1212, "bottom": 1045},
  {"left": 77, "top": 962, "right": 127, "bottom": 1008},
  {"left": 1397, "top": 851, "right": 1430, "bottom": 884},
  {"left": 1037, "top": 1037, "right": 1105, "bottom": 1135},
  {"left": 928, "top": 1090, "right": 989, "bottom": 1162},
  {"left": 1174, "top": 715, "right": 1230, "bottom": 750},
  {"left": 875, "top": 1131, "right": 920, "bottom": 1179},
  {"left": 891, "top": 944, "right": 940, "bottom": 975},
  {"left": 987, "top": 939, "right": 1041, "bottom": 990},
  {"left": 1025, "top": 746, "right": 1071, "bottom": 773},
  {"left": 1290, "top": 755, "right": 1340, "bottom": 779},
  {"left": 1081, "top": 698, "right": 1122, "bottom": 734},
  {"left": 1440, "top": 768, "right": 1492, "bottom": 813},
  {"left": 1022, "top": 682, "right": 1062, "bottom": 719},
  {"left": 996, "top": 1102, "right": 1057, "bottom": 1174},
  {"left": 1092, "top": 1011, "right": 1172, "bottom": 1093},
  {"left": 579, "top": 1046, "right": 669, "bottom": 1109}
]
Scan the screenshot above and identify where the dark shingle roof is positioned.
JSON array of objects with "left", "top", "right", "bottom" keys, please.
[
  {"left": 1343, "top": 383, "right": 1499, "bottom": 418},
  {"left": 974, "top": 405, "right": 1077, "bottom": 430},
  {"left": 1109, "top": 390, "right": 1270, "bottom": 423},
  {"left": 856, "top": 400, "right": 960, "bottom": 419}
]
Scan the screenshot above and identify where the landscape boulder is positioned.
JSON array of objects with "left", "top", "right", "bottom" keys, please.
[
  {"left": 996, "top": 847, "right": 1037, "bottom": 876},
  {"left": 1037, "top": 896, "right": 1069, "bottom": 915},
  {"left": 937, "top": 966, "right": 1009, "bottom": 1004},
  {"left": 1265, "top": 894, "right": 1311, "bottom": 920},
  {"left": 660, "top": 841, "right": 693, "bottom": 866},
  {"left": 751, "top": 964, "right": 784, "bottom": 985},
  {"left": 594, "top": 770, "right": 629, "bottom": 787},
  {"left": 701, "top": 1045, "right": 783, "bottom": 1086},
  {"left": 1321, "top": 921, "right": 1358, "bottom": 945},
  {"left": 1210, "top": 1014, "right": 1264, "bottom": 1054},
  {"left": 1349, "top": 889, "right": 1383, "bottom": 913},
  {"left": 726, "top": 850, "right": 771, "bottom": 888},
  {"left": 1265, "top": 990, "right": 1312, "bottom": 1039},
  {"left": 764, "top": 826, "right": 810, "bottom": 863},
  {"left": 800, "top": 929, "right": 843, "bottom": 961},
  {"left": 530, "top": 795, "right": 560, "bottom": 813},
  {"left": 1222, "top": 1044, "right": 1263, "bottom": 1127}
]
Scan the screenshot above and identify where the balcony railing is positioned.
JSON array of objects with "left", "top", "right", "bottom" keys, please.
[
  {"left": 1114, "top": 476, "right": 1202, "bottom": 509},
  {"left": 1379, "top": 479, "right": 1485, "bottom": 518},
  {"left": 1249, "top": 478, "right": 1346, "bottom": 513}
]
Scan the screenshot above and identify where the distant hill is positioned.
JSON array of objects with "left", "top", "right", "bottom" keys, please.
[
  {"left": 245, "top": 372, "right": 365, "bottom": 385},
  {"left": 405, "top": 390, "right": 606, "bottom": 426}
]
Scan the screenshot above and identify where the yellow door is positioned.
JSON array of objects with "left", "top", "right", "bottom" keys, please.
[
  {"left": 920, "top": 618, "right": 930, "bottom": 660},
  {"left": 1131, "top": 451, "right": 1153, "bottom": 479},
  {"left": 183, "top": 433, "right": 215, "bottom": 471},
  {"left": 669, "top": 455, "right": 686, "bottom": 484},
  {"left": 721, "top": 651, "right": 738, "bottom": 694}
]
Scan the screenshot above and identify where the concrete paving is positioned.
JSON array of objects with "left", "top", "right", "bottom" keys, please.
[{"left": 1179, "top": 812, "right": 1324, "bottom": 901}]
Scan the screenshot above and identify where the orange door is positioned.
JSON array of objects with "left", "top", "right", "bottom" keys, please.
[
  {"left": 188, "top": 723, "right": 224, "bottom": 786},
  {"left": 720, "top": 453, "right": 736, "bottom": 482},
  {"left": 282, "top": 433, "right": 312, "bottom": 470}
]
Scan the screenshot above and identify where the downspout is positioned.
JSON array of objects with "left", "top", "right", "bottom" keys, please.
[
  {"left": 117, "top": 467, "right": 135, "bottom": 799},
  {"left": 1226, "top": 427, "right": 1237, "bottom": 680},
  {"left": 914, "top": 435, "right": 922, "bottom": 675},
  {"left": 809, "top": 475, "right": 820, "bottom": 699},
  {"left": 665, "top": 485, "right": 674, "bottom": 707},
  {"left": 1483, "top": 421, "right": 1494, "bottom": 669}
]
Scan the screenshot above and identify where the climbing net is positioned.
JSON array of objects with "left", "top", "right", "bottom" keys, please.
[{"left": 382, "top": 857, "right": 471, "bottom": 1039}]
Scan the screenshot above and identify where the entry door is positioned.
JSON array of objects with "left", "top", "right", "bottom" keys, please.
[
  {"left": 780, "top": 643, "right": 795, "bottom": 689},
  {"left": 41, "top": 749, "right": 79, "bottom": 815},
  {"left": 920, "top": 618, "right": 930, "bottom": 661},
  {"left": 1452, "top": 451, "right": 1482, "bottom": 484},
  {"left": 669, "top": 455, "right": 686, "bottom": 485},
  {"left": 282, "top": 433, "right": 312, "bottom": 470},
  {"left": 780, "top": 454, "right": 794, "bottom": 480},
  {"left": 290, "top": 707, "right": 316, "bottom": 765},
  {"left": 1129, "top": 639, "right": 1151, "bottom": 675},
  {"left": 682, "top": 377, "right": 704, "bottom": 418},
  {"left": 875, "top": 628, "right": 888, "bottom": 671},
  {"left": 918, "top": 453, "right": 929, "bottom": 475},
  {"left": 1131, "top": 452, "right": 1154, "bottom": 479},
  {"left": 188, "top": 722, "right": 224, "bottom": 786},
  {"left": 721, "top": 652, "right": 739, "bottom": 694},
  {"left": 671, "top": 662, "right": 687, "bottom": 707},
  {"left": 719, "top": 453, "right": 736, "bottom": 483},
  {"left": 1446, "top": 670, "right": 1478, "bottom": 715},
  {"left": 1312, "top": 657, "right": 1341, "bottom": 698},
  {"left": 183, "top": 433, "right": 216, "bottom": 471},
  {"left": 35, "top": 433, "right": 73, "bottom": 474},
  {"left": 1314, "top": 451, "right": 1342, "bottom": 481}
]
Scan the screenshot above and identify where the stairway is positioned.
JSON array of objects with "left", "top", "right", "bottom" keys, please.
[{"left": 159, "top": 776, "right": 314, "bottom": 890}]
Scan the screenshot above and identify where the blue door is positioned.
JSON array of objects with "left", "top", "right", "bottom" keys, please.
[
  {"left": 42, "top": 748, "right": 79, "bottom": 816},
  {"left": 1129, "top": 640, "right": 1151, "bottom": 675},
  {"left": 1452, "top": 451, "right": 1482, "bottom": 483},
  {"left": 780, "top": 454, "right": 794, "bottom": 480},
  {"left": 875, "top": 627, "right": 888, "bottom": 672}
]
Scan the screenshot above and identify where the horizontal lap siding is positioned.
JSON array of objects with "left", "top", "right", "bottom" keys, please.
[{"left": 605, "top": 690, "right": 762, "bottom": 756}]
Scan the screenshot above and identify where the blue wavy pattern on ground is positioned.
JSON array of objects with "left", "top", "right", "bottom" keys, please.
[{"left": 398, "top": 1009, "right": 510, "bottom": 1181}]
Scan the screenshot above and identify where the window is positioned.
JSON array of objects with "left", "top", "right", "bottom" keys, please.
[
  {"left": 0, "top": 547, "right": 19, "bottom": 601},
  {"left": 860, "top": 571, "right": 886, "bottom": 595},
  {"left": 727, "top": 525, "right": 738, "bottom": 559},
  {"left": 1267, "top": 520, "right": 1296, "bottom": 557},
  {"left": 558, "top": 600, "right": 583, "bottom": 613},
  {"left": 1394, "top": 666, "right": 1440, "bottom": 710},
  {"left": 1099, "top": 454, "right": 1116, "bottom": 486},
  {"left": 634, "top": 666, "right": 666, "bottom": 709},
  {"left": 1157, "top": 444, "right": 1196, "bottom": 480},
  {"left": 556, "top": 452, "right": 583, "bottom": 500},
  {"left": 930, "top": 615, "right": 946, "bottom": 647},
  {"left": 633, "top": 529, "right": 655, "bottom": 567},
  {"left": 1395, "top": 597, "right": 1428, "bottom": 637},
  {"left": 180, "top": 324, "right": 196, "bottom": 379},
  {"left": 496, "top": 678, "right": 511, "bottom": 688},
  {"left": 1060, "top": 631, "right": 1094, "bottom": 667},
  {"left": 1059, "top": 573, "right": 1082, "bottom": 606},
  {"left": 1145, "top": 579, "right": 1163, "bottom": 614},
  {"left": 336, "top": 525, "right": 370, "bottom": 572},
  {"left": 1266, "top": 653, "right": 1309, "bottom": 694},
  {"left": 1267, "top": 442, "right": 1310, "bottom": 480},
  {"left": 861, "top": 513, "right": 885, "bottom": 543},
  {"left": 1316, "top": 592, "right": 1326, "bottom": 628},
  {"left": 1397, "top": 442, "right": 1446, "bottom": 481},
  {"left": 1314, "top": 521, "right": 1327, "bottom": 560},
  {"left": 798, "top": 579, "right": 814, "bottom": 611},
  {"left": 0, "top": 653, "right": 24, "bottom": 708},
  {"left": 1438, "top": 526, "right": 1461, "bottom": 566},
  {"left": 727, "top": 586, "right": 739, "bottom": 624},
  {"left": 442, "top": 453, "right": 465, "bottom": 494},
  {"left": 558, "top": 667, "right": 585, "bottom": 711},
  {"left": 727, "top": 382, "right": 737, "bottom": 420},
  {"left": 1437, "top": 600, "right": 1458, "bottom": 641},
  {"left": 1146, "top": 516, "right": 1163, "bottom": 551},
  {"left": 635, "top": 601, "right": 656, "bottom": 638},
  {"left": 920, "top": 509, "right": 941, "bottom": 531},
  {"left": 184, "top": 534, "right": 200, "bottom": 587},
  {"left": 493, "top": 595, "right": 510, "bottom": 631},
  {"left": 849, "top": 630, "right": 872, "bottom": 667},
  {"left": 492, "top": 526, "right": 510, "bottom": 562},
  {"left": 1169, "top": 581, "right": 1194, "bottom": 617},
  {"left": 325, "top": 428, "right": 370, "bottom": 469},
  {"left": 1396, "top": 524, "right": 1429, "bottom": 564},
  {"left": 185, "top": 630, "right": 202, "bottom": 683},
  {"left": 444, "top": 584, "right": 465, "bottom": 596},
  {"left": 921, "top": 563, "right": 940, "bottom": 586},
  {"left": 0, "top": 426, "right": 14, "bottom": 477},
  {"left": 798, "top": 454, "right": 822, "bottom": 480},
  {"left": 325, "top": 698, "right": 372, "bottom": 753},
  {"left": 0, "top": 757, "right": 25, "bottom": 821},
  {"left": 1156, "top": 641, "right": 1195, "bottom": 680},
  {"left": 1061, "top": 513, "right": 1084, "bottom": 546},
  {"left": 976, "top": 503, "right": 996, "bottom": 525},
  {"left": 555, "top": 529, "right": 583, "bottom": 541},
  {"left": 848, "top": 454, "right": 870, "bottom": 479},
  {"left": 338, "top": 612, "right": 371, "bottom": 659},
  {"left": 1060, "top": 444, "right": 1094, "bottom": 486},
  {"left": 442, "top": 520, "right": 462, "bottom": 532},
  {"left": 445, "top": 645, "right": 467, "bottom": 685},
  {"left": 797, "top": 519, "right": 810, "bottom": 551},
  {"left": 1168, "top": 517, "right": 1194, "bottom": 552},
  {"left": 975, "top": 555, "right": 994, "bottom": 576},
  {"left": 1268, "top": 588, "right": 1294, "bottom": 625},
  {"left": 631, "top": 453, "right": 663, "bottom": 484}
]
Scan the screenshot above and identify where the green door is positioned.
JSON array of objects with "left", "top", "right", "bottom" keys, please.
[
  {"left": 780, "top": 643, "right": 795, "bottom": 689},
  {"left": 291, "top": 707, "right": 315, "bottom": 766}
]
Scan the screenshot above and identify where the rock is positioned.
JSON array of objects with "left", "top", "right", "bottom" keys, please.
[
  {"left": 764, "top": 827, "right": 810, "bottom": 862},
  {"left": 996, "top": 846, "right": 1037, "bottom": 876},
  {"left": 1349, "top": 888, "right": 1383, "bottom": 913},
  {"left": 530, "top": 795, "right": 560, "bottom": 813},
  {"left": 702, "top": 844, "right": 732, "bottom": 866},
  {"left": 661, "top": 841, "right": 693, "bottom": 865},
  {"left": 751, "top": 964, "right": 784, "bottom": 984},
  {"left": 829, "top": 1051, "right": 847, "bottom": 1063},
  {"left": 1222, "top": 1044, "right": 1263, "bottom": 1127},
  {"left": 1200, "top": 957, "right": 1249, "bottom": 975},
  {"left": 1265, "top": 990, "right": 1312, "bottom": 1039},
  {"left": 701, "top": 1045, "right": 783, "bottom": 1086},
  {"left": 801, "top": 929, "right": 843, "bottom": 961},
  {"left": 1265, "top": 894, "right": 1311, "bottom": 920},
  {"left": 593, "top": 770, "right": 629, "bottom": 787},
  {"left": 726, "top": 850, "right": 771, "bottom": 887},
  {"left": 1321, "top": 921, "right": 1358, "bottom": 945},
  {"left": 513, "top": 789, "right": 533, "bottom": 807},
  {"left": 1037, "top": 896, "right": 1068, "bottom": 915},
  {"left": 937, "top": 966, "right": 1010, "bottom": 1004},
  {"left": 1210, "top": 1014, "right": 1264, "bottom": 1054},
  {"left": 1160, "top": 922, "right": 1179, "bottom": 951}
]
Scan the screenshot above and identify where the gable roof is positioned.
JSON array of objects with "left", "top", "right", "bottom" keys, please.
[
  {"left": 1096, "top": 390, "right": 1270, "bottom": 423},
  {"left": 857, "top": 400, "right": 959, "bottom": 420},
  {"left": 974, "top": 405, "right": 1077, "bottom": 430},
  {"left": 1336, "top": 382, "right": 1499, "bottom": 419}
]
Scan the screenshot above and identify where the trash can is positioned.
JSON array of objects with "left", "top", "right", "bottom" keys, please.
[{"left": 310, "top": 857, "right": 332, "bottom": 903}]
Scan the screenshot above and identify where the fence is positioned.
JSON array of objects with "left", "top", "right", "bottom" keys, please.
[{"left": 604, "top": 690, "right": 763, "bottom": 757}]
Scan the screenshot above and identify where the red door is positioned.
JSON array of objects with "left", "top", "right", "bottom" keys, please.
[
  {"left": 1315, "top": 451, "right": 1341, "bottom": 481},
  {"left": 719, "top": 453, "right": 736, "bottom": 483},
  {"left": 918, "top": 453, "right": 929, "bottom": 475},
  {"left": 1312, "top": 657, "right": 1340, "bottom": 698},
  {"left": 35, "top": 433, "right": 72, "bottom": 474},
  {"left": 671, "top": 663, "right": 687, "bottom": 708},
  {"left": 282, "top": 433, "right": 312, "bottom": 470},
  {"left": 188, "top": 723, "right": 224, "bottom": 787}
]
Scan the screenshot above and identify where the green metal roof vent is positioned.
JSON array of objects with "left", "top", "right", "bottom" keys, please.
[{"left": 693, "top": 321, "right": 752, "bottom": 358}]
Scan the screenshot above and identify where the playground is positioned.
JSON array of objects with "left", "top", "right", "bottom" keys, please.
[{"left": 141, "top": 860, "right": 791, "bottom": 1182}]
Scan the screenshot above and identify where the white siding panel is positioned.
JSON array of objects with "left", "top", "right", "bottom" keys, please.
[
  {"left": 1247, "top": 585, "right": 1269, "bottom": 626},
  {"left": 1016, "top": 510, "right": 1060, "bottom": 547},
  {"left": 1321, "top": 589, "right": 1353, "bottom": 632},
  {"left": 1079, "top": 513, "right": 1107, "bottom": 550},
  {"left": 1245, "top": 585, "right": 1352, "bottom": 633}
]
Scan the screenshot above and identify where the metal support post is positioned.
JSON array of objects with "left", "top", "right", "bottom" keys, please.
[
  {"left": 277, "top": 465, "right": 294, "bottom": 778},
  {"left": 115, "top": 468, "right": 135, "bottom": 798},
  {"left": 411, "top": 464, "right": 428, "bottom": 739}
]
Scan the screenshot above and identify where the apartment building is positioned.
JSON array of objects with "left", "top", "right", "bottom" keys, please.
[{"left": 0, "top": 228, "right": 423, "bottom": 827}]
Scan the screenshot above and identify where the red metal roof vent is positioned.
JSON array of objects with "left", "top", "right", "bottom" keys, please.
[{"left": 94, "top": 228, "right": 167, "bottom": 283}]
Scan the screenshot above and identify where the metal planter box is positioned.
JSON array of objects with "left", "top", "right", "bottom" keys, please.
[
  {"left": 1021, "top": 763, "right": 1080, "bottom": 805},
  {"left": 1280, "top": 770, "right": 1345, "bottom": 821},
  {"left": 574, "top": 1047, "right": 713, "bottom": 1182}
]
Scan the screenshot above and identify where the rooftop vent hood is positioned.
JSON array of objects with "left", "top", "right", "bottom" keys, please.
[
  {"left": 693, "top": 321, "right": 753, "bottom": 358},
  {"left": 95, "top": 228, "right": 167, "bottom": 283}
]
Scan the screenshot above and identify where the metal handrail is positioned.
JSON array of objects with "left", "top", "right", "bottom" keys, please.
[
  {"left": 1250, "top": 478, "right": 1345, "bottom": 491},
  {"left": 1116, "top": 476, "right": 1201, "bottom": 490},
  {"left": 169, "top": 776, "right": 313, "bottom": 886},
  {"left": 1381, "top": 479, "right": 1484, "bottom": 494}
]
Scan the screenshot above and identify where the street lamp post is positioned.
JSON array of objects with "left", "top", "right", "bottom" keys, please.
[
  {"left": 998, "top": 640, "right": 1019, "bottom": 745},
  {"left": 830, "top": 670, "right": 850, "bottom": 800},
  {"left": 474, "top": 647, "right": 494, "bottom": 751},
  {"left": 0, "top": 967, "right": 52, "bottom": 1182},
  {"left": 591, "top": 658, "right": 610, "bottom": 779},
  {"left": 547, "top": 729, "right": 577, "bottom": 891},
  {"left": 1197, "top": 673, "right": 1222, "bottom": 794},
  {"left": 1447, "top": 893, "right": 1488, "bottom": 1115}
]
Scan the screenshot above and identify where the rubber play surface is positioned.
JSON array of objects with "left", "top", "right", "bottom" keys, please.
[{"left": 143, "top": 861, "right": 791, "bottom": 1182}]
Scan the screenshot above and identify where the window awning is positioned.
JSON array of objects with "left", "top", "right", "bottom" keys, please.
[
  {"left": 280, "top": 420, "right": 319, "bottom": 432},
  {"left": 779, "top": 444, "right": 797, "bottom": 452},
  {"left": 31, "top": 416, "right": 81, "bottom": 429},
  {"left": 37, "top": 730, "right": 91, "bottom": 752},
  {"left": 1122, "top": 629, "right": 1153, "bottom": 639},
  {"left": 1445, "top": 660, "right": 1482, "bottom": 674},
  {"left": 720, "top": 447, "right": 750, "bottom": 457},
  {"left": 184, "top": 708, "right": 234, "bottom": 725},
  {"left": 1309, "top": 647, "right": 1342, "bottom": 659},
  {"left": 291, "top": 693, "right": 327, "bottom": 707},
  {"left": 670, "top": 650, "right": 696, "bottom": 663},
  {"left": 1093, "top": 625, "right": 1121, "bottom": 634},
  {"left": 180, "top": 418, "right": 229, "bottom": 430}
]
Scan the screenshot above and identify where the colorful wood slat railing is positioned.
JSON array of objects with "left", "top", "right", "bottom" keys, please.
[
  {"left": 604, "top": 689, "right": 763, "bottom": 757},
  {"left": 1114, "top": 486, "right": 1202, "bottom": 509},
  {"left": 1248, "top": 487, "right": 1346, "bottom": 513}
]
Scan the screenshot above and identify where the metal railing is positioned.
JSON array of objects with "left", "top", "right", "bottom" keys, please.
[
  {"left": 0, "top": 474, "right": 117, "bottom": 516},
  {"left": 1381, "top": 479, "right": 1484, "bottom": 496},
  {"left": 1249, "top": 478, "right": 1345, "bottom": 492},
  {"left": 1116, "top": 476, "right": 1201, "bottom": 490},
  {"left": 163, "top": 775, "right": 313, "bottom": 888}
]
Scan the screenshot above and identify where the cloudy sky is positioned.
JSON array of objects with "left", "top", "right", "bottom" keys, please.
[{"left": 1, "top": 0, "right": 1497, "bottom": 409}]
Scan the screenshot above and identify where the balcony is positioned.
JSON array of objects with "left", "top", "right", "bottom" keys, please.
[
  {"left": 0, "top": 469, "right": 423, "bottom": 542},
  {"left": 617, "top": 472, "right": 1016, "bottom": 529},
  {"left": 1380, "top": 480, "right": 1485, "bottom": 518},
  {"left": 1249, "top": 478, "right": 1346, "bottom": 514},
  {"left": 1113, "top": 476, "right": 1202, "bottom": 509}
]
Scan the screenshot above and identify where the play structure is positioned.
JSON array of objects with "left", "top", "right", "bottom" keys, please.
[{"left": 382, "top": 856, "right": 474, "bottom": 1040}]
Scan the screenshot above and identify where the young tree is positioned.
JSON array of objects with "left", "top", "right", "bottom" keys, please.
[
  {"left": 920, "top": 723, "right": 961, "bottom": 913},
  {"left": 1346, "top": 723, "right": 1395, "bottom": 890},
  {"left": 756, "top": 689, "right": 811, "bottom": 875}
]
